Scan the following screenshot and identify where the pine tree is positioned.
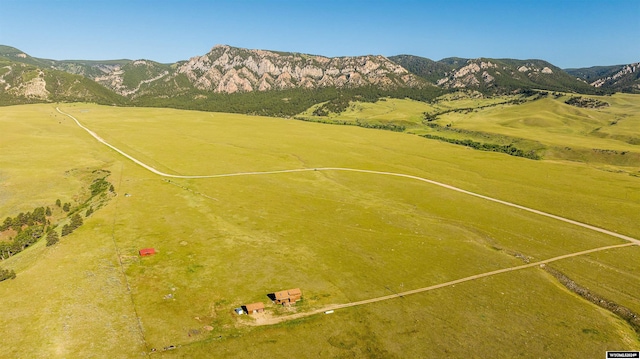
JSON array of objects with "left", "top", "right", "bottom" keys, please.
[
  {"left": 46, "top": 231, "right": 59, "bottom": 246},
  {"left": 1, "top": 217, "right": 11, "bottom": 231},
  {"left": 70, "top": 214, "right": 83, "bottom": 229},
  {"left": 61, "top": 224, "right": 72, "bottom": 237},
  {"left": 0, "top": 268, "right": 16, "bottom": 282}
]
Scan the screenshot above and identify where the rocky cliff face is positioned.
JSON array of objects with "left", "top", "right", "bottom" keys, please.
[
  {"left": 174, "top": 45, "right": 422, "bottom": 94},
  {"left": 93, "top": 60, "right": 170, "bottom": 96},
  {"left": 391, "top": 55, "right": 600, "bottom": 94},
  {"left": 3, "top": 44, "right": 632, "bottom": 103},
  {"left": 0, "top": 65, "right": 49, "bottom": 99},
  {"left": 0, "top": 60, "right": 125, "bottom": 104},
  {"left": 56, "top": 45, "right": 424, "bottom": 97},
  {"left": 589, "top": 62, "right": 640, "bottom": 92},
  {"left": 436, "top": 59, "right": 555, "bottom": 89},
  {"left": 0, "top": 44, "right": 426, "bottom": 103}
]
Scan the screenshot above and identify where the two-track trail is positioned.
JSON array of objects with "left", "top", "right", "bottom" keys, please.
[
  {"left": 247, "top": 242, "right": 635, "bottom": 326},
  {"left": 56, "top": 107, "right": 640, "bottom": 246},
  {"left": 56, "top": 106, "right": 640, "bottom": 326}
]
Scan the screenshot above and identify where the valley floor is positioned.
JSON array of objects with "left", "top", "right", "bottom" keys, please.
[{"left": 1, "top": 102, "right": 639, "bottom": 358}]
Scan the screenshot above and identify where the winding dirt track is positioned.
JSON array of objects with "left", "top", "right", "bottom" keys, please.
[
  {"left": 249, "top": 242, "right": 636, "bottom": 326},
  {"left": 55, "top": 107, "right": 640, "bottom": 246},
  {"left": 56, "top": 106, "right": 640, "bottom": 326}
]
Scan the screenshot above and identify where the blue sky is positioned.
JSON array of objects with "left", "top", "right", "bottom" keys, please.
[{"left": 1, "top": 0, "right": 638, "bottom": 68}]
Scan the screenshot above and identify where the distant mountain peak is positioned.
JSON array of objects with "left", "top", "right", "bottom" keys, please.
[
  {"left": 566, "top": 62, "right": 640, "bottom": 93},
  {"left": 390, "top": 55, "right": 600, "bottom": 94},
  {"left": 590, "top": 62, "right": 639, "bottom": 89}
]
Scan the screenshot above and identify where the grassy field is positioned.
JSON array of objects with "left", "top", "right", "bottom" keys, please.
[
  {"left": 299, "top": 97, "right": 434, "bottom": 129},
  {"left": 436, "top": 94, "right": 640, "bottom": 165},
  {"left": 0, "top": 105, "right": 142, "bottom": 357},
  {"left": 1, "top": 102, "right": 639, "bottom": 357},
  {"left": 550, "top": 245, "right": 640, "bottom": 314},
  {"left": 297, "top": 93, "right": 521, "bottom": 130},
  {"left": 300, "top": 92, "right": 640, "bottom": 169}
]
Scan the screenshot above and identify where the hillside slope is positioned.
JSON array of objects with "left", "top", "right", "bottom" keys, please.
[
  {"left": 1, "top": 44, "right": 636, "bottom": 107},
  {"left": 567, "top": 63, "right": 640, "bottom": 93},
  {"left": 0, "top": 54, "right": 126, "bottom": 105},
  {"left": 77, "top": 45, "right": 428, "bottom": 98},
  {"left": 175, "top": 45, "right": 424, "bottom": 93},
  {"left": 2, "top": 103, "right": 639, "bottom": 357},
  {"left": 391, "top": 54, "right": 602, "bottom": 94}
]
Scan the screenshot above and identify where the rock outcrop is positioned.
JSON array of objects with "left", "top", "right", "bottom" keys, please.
[
  {"left": 57, "top": 45, "right": 425, "bottom": 97},
  {"left": 174, "top": 45, "right": 422, "bottom": 94},
  {"left": 436, "top": 59, "right": 557, "bottom": 89},
  {"left": 590, "top": 62, "right": 639, "bottom": 89}
]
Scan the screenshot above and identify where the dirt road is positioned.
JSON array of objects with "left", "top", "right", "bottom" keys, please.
[
  {"left": 56, "top": 107, "right": 640, "bottom": 246},
  {"left": 56, "top": 106, "right": 639, "bottom": 327},
  {"left": 249, "top": 242, "right": 635, "bottom": 326}
]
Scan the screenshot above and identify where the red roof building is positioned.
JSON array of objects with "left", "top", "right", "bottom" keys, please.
[
  {"left": 139, "top": 248, "right": 156, "bottom": 256},
  {"left": 273, "top": 288, "right": 302, "bottom": 305}
]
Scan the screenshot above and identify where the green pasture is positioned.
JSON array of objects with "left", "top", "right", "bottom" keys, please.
[
  {"left": 0, "top": 105, "right": 116, "bottom": 214},
  {"left": 436, "top": 96, "right": 636, "bottom": 147},
  {"left": 434, "top": 94, "right": 640, "bottom": 165},
  {"left": 299, "top": 97, "right": 433, "bottom": 128},
  {"left": 550, "top": 245, "right": 640, "bottom": 314},
  {"left": 302, "top": 92, "right": 640, "bottom": 168},
  {"left": 0, "top": 103, "right": 639, "bottom": 357},
  {"left": 0, "top": 105, "right": 141, "bottom": 357},
  {"left": 297, "top": 93, "right": 519, "bottom": 129},
  {"left": 61, "top": 103, "right": 640, "bottom": 238},
  {"left": 170, "top": 267, "right": 637, "bottom": 358}
]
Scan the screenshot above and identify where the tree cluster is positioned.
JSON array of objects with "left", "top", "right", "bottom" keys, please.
[
  {"left": 421, "top": 134, "right": 540, "bottom": 160},
  {"left": 90, "top": 176, "right": 112, "bottom": 197},
  {"left": 0, "top": 206, "right": 53, "bottom": 259},
  {"left": 422, "top": 97, "right": 532, "bottom": 123},
  {"left": 565, "top": 96, "right": 609, "bottom": 109},
  {"left": 45, "top": 230, "right": 59, "bottom": 246},
  {"left": 0, "top": 170, "right": 116, "bottom": 284},
  {"left": 0, "top": 226, "right": 45, "bottom": 260},
  {"left": 61, "top": 214, "right": 83, "bottom": 237},
  {"left": 0, "top": 268, "right": 16, "bottom": 282},
  {"left": 294, "top": 116, "right": 406, "bottom": 132},
  {"left": 134, "top": 86, "right": 444, "bottom": 118},
  {"left": 1, "top": 206, "right": 50, "bottom": 232}
]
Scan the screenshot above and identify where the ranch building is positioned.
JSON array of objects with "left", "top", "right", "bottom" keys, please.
[
  {"left": 139, "top": 248, "right": 156, "bottom": 256},
  {"left": 244, "top": 302, "right": 265, "bottom": 314},
  {"left": 273, "top": 288, "right": 302, "bottom": 305}
]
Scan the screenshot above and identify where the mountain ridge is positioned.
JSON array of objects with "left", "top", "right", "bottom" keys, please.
[
  {"left": 389, "top": 55, "right": 604, "bottom": 94},
  {"left": 566, "top": 63, "right": 640, "bottom": 93},
  {"left": 173, "top": 44, "right": 425, "bottom": 94},
  {"left": 0, "top": 46, "right": 126, "bottom": 105},
  {"left": 1, "top": 44, "right": 637, "bottom": 108}
]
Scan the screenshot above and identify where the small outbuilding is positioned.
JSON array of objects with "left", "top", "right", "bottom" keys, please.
[
  {"left": 273, "top": 288, "right": 302, "bottom": 305},
  {"left": 139, "top": 248, "right": 156, "bottom": 256},
  {"left": 244, "top": 302, "right": 265, "bottom": 315}
]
